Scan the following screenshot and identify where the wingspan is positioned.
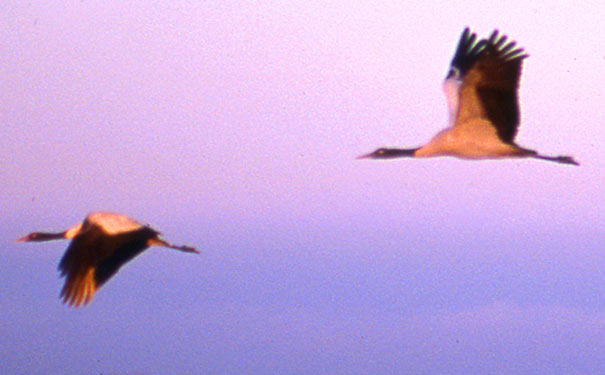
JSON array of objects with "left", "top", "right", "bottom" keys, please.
[{"left": 454, "top": 30, "right": 528, "bottom": 142}]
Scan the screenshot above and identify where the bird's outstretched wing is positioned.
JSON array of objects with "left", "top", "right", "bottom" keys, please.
[
  {"left": 93, "top": 228, "right": 159, "bottom": 290},
  {"left": 57, "top": 220, "right": 106, "bottom": 307},
  {"left": 454, "top": 30, "right": 528, "bottom": 142},
  {"left": 57, "top": 221, "right": 156, "bottom": 307}
]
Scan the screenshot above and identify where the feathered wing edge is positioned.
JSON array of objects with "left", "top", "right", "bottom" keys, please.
[
  {"left": 474, "top": 30, "right": 529, "bottom": 143},
  {"left": 486, "top": 30, "right": 529, "bottom": 63},
  {"left": 444, "top": 28, "right": 488, "bottom": 125},
  {"left": 57, "top": 222, "right": 149, "bottom": 308},
  {"left": 58, "top": 228, "right": 99, "bottom": 307},
  {"left": 447, "top": 27, "right": 488, "bottom": 79},
  {"left": 57, "top": 224, "right": 198, "bottom": 307}
]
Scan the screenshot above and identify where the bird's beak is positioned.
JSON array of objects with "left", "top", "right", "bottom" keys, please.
[
  {"left": 15, "top": 236, "right": 27, "bottom": 242},
  {"left": 356, "top": 152, "right": 373, "bottom": 160}
]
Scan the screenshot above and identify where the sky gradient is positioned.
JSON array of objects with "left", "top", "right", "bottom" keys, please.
[{"left": 1, "top": 1, "right": 604, "bottom": 374}]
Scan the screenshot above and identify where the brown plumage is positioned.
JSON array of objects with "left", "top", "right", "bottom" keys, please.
[
  {"left": 17, "top": 212, "right": 198, "bottom": 307},
  {"left": 359, "top": 28, "right": 579, "bottom": 166},
  {"left": 463, "top": 30, "right": 527, "bottom": 144}
]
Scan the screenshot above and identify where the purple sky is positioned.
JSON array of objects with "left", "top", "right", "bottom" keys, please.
[{"left": 2, "top": 1, "right": 604, "bottom": 374}]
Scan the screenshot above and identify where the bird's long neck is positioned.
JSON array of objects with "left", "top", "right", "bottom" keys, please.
[
  {"left": 375, "top": 148, "right": 419, "bottom": 159},
  {"left": 18, "top": 223, "right": 82, "bottom": 242},
  {"left": 25, "top": 231, "right": 68, "bottom": 242}
]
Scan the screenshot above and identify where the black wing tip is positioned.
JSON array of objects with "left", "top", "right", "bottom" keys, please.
[
  {"left": 486, "top": 29, "right": 528, "bottom": 61},
  {"left": 449, "top": 27, "right": 487, "bottom": 76}
]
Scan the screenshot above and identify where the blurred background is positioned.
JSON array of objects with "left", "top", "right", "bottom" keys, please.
[{"left": 1, "top": 1, "right": 604, "bottom": 373}]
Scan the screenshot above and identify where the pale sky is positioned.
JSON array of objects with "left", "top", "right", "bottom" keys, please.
[{"left": 1, "top": 1, "right": 604, "bottom": 374}]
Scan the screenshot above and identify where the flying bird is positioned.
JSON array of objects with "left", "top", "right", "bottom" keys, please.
[
  {"left": 359, "top": 28, "right": 578, "bottom": 165},
  {"left": 17, "top": 212, "right": 199, "bottom": 307}
]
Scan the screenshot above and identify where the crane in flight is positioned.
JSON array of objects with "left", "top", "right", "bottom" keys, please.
[
  {"left": 359, "top": 28, "right": 579, "bottom": 166},
  {"left": 17, "top": 212, "right": 199, "bottom": 307}
]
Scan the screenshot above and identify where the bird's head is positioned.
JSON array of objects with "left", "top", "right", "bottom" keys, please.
[
  {"left": 16, "top": 232, "right": 45, "bottom": 242},
  {"left": 16, "top": 231, "right": 66, "bottom": 242}
]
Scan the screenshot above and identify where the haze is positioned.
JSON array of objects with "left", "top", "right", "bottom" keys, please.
[{"left": 1, "top": 1, "right": 604, "bottom": 374}]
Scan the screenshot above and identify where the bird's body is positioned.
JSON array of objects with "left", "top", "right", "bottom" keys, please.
[
  {"left": 414, "top": 119, "right": 531, "bottom": 159},
  {"left": 17, "top": 212, "right": 198, "bottom": 307},
  {"left": 359, "top": 28, "right": 578, "bottom": 166}
]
